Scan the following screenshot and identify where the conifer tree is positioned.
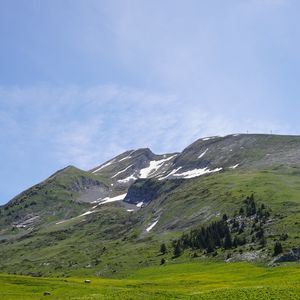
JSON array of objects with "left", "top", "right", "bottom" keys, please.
[
  {"left": 173, "top": 241, "right": 182, "bottom": 257},
  {"left": 224, "top": 231, "right": 232, "bottom": 249},
  {"left": 160, "top": 243, "right": 167, "bottom": 255},
  {"left": 273, "top": 241, "right": 283, "bottom": 256}
]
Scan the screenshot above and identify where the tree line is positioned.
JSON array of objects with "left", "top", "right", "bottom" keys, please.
[{"left": 167, "top": 194, "right": 273, "bottom": 257}]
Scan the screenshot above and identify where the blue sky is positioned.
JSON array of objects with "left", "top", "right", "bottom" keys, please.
[{"left": 0, "top": 0, "right": 299, "bottom": 204}]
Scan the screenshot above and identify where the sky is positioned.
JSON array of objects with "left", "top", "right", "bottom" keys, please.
[{"left": 1, "top": 0, "right": 300, "bottom": 204}]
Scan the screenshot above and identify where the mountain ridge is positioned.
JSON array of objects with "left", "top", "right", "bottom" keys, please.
[
  {"left": 3, "top": 133, "right": 300, "bottom": 229},
  {"left": 1, "top": 133, "right": 300, "bottom": 277}
]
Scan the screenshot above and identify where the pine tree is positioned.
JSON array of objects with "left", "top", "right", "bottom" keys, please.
[
  {"left": 173, "top": 241, "right": 182, "bottom": 257},
  {"left": 256, "top": 226, "right": 264, "bottom": 239},
  {"left": 233, "top": 236, "right": 238, "bottom": 248},
  {"left": 259, "top": 236, "right": 266, "bottom": 248},
  {"left": 273, "top": 241, "right": 283, "bottom": 256},
  {"left": 206, "top": 237, "right": 215, "bottom": 253},
  {"left": 160, "top": 243, "right": 167, "bottom": 255},
  {"left": 224, "top": 231, "right": 232, "bottom": 249}
]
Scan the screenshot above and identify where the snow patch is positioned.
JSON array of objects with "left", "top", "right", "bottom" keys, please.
[
  {"left": 229, "top": 164, "right": 239, "bottom": 169},
  {"left": 112, "top": 165, "right": 133, "bottom": 178},
  {"left": 139, "top": 155, "right": 177, "bottom": 179},
  {"left": 119, "top": 151, "right": 135, "bottom": 162},
  {"left": 173, "top": 167, "right": 222, "bottom": 179},
  {"left": 79, "top": 210, "right": 94, "bottom": 217},
  {"left": 202, "top": 136, "right": 219, "bottom": 141},
  {"left": 127, "top": 209, "right": 134, "bottom": 212},
  {"left": 158, "top": 167, "right": 182, "bottom": 180},
  {"left": 146, "top": 220, "right": 159, "bottom": 232},
  {"left": 118, "top": 174, "right": 137, "bottom": 183},
  {"left": 96, "top": 193, "right": 127, "bottom": 205},
  {"left": 198, "top": 148, "right": 208, "bottom": 159},
  {"left": 119, "top": 156, "right": 131, "bottom": 162},
  {"left": 56, "top": 209, "right": 96, "bottom": 224},
  {"left": 92, "top": 159, "right": 115, "bottom": 173},
  {"left": 136, "top": 202, "right": 144, "bottom": 208},
  {"left": 55, "top": 220, "right": 66, "bottom": 225}
]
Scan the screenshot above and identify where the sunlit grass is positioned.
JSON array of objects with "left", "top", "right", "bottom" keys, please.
[{"left": 1, "top": 261, "right": 300, "bottom": 299}]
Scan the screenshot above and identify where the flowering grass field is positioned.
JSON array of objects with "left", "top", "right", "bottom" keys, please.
[{"left": 1, "top": 261, "right": 300, "bottom": 299}]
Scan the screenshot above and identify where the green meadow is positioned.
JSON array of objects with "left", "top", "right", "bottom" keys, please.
[{"left": 1, "top": 261, "right": 300, "bottom": 299}]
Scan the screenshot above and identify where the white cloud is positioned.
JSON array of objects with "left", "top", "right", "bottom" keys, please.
[
  {"left": 0, "top": 0, "right": 298, "bottom": 205},
  {"left": 0, "top": 84, "right": 291, "bottom": 171}
]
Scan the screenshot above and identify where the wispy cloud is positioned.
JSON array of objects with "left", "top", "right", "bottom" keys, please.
[
  {"left": 0, "top": 84, "right": 290, "bottom": 170},
  {"left": 0, "top": 0, "right": 299, "bottom": 203}
]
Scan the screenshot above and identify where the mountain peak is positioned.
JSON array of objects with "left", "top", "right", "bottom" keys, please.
[{"left": 3, "top": 133, "right": 300, "bottom": 279}]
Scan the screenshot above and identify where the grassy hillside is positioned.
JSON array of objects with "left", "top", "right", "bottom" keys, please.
[
  {"left": 139, "top": 165, "right": 300, "bottom": 239},
  {"left": 1, "top": 261, "right": 300, "bottom": 299},
  {"left": 1, "top": 166, "right": 300, "bottom": 277},
  {"left": 2, "top": 134, "right": 300, "bottom": 293},
  {"left": 0, "top": 166, "right": 110, "bottom": 238}
]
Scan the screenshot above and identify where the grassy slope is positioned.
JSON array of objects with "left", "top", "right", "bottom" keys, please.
[
  {"left": 1, "top": 261, "right": 300, "bottom": 299},
  {"left": 1, "top": 166, "right": 300, "bottom": 278},
  {"left": 0, "top": 167, "right": 96, "bottom": 226},
  {"left": 142, "top": 166, "right": 300, "bottom": 246},
  {"left": 0, "top": 166, "right": 112, "bottom": 244}
]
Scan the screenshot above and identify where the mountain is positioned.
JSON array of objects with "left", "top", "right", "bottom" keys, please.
[{"left": 1, "top": 133, "right": 300, "bottom": 277}]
